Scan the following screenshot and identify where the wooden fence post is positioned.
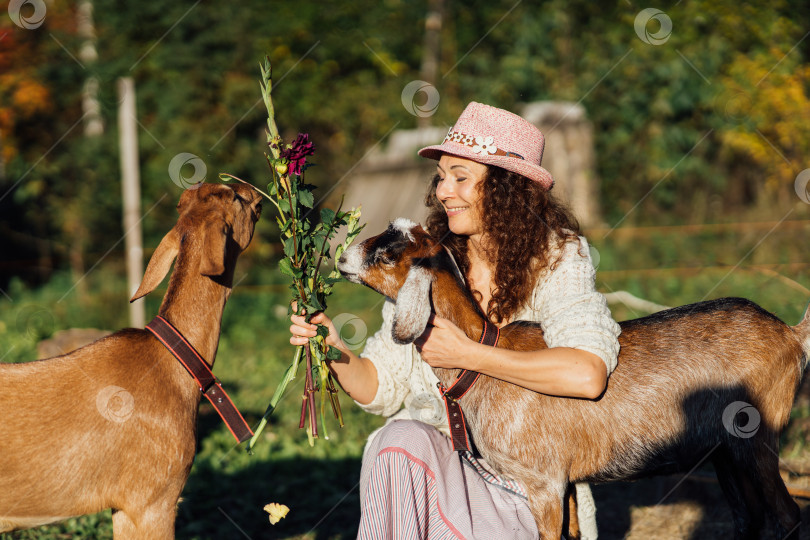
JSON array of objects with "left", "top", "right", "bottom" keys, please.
[{"left": 117, "top": 77, "right": 144, "bottom": 328}]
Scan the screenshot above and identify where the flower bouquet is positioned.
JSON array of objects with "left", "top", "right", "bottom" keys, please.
[{"left": 222, "top": 57, "right": 364, "bottom": 450}]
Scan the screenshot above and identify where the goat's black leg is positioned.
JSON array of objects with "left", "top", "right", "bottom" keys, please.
[
  {"left": 751, "top": 446, "right": 800, "bottom": 539},
  {"left": 712, "top": 448, "right": 763, "bottom": 540},
  {"left": 561, "top": 483, "right": 580, "bottom": 540}
]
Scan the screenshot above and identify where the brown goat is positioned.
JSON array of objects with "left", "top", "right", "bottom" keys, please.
[
  {"left": 337, "top": 218, "right": 808, "bottom": 540},
  {"left": 0, "top": 183, "right": 262, "bottom": 538}
]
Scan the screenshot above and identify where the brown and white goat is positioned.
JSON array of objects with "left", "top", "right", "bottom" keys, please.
[
  {"left": 338, "top": 218, "right": 808, "bottom": 540},
  {"left": 0, "top": 183, "right": 262, "bottom": 538}
]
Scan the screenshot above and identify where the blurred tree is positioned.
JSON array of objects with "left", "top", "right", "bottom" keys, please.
[
  {"left": 0, "top": 2, "right": 77, "bottom": 285},
  {"left": 720, "top": 46, "right": 810, "bottom": 205},
  {"left": 0, "top": 0, "right": 808, "bottom": 290},
  {"left": 0, "top": 21, "right": 53, "bottom": 168}
]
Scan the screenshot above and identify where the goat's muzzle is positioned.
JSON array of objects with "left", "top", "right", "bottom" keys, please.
[{"left": 336, "top": 245, "right": 364, "bottom": 284}]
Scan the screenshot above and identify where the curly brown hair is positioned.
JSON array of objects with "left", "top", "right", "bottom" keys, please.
[{"left": 425, "top": 165, "right": 582, "bottom": 324}]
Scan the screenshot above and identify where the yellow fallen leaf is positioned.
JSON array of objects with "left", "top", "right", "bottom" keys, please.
[{"left": 263, "top": 502, "right": 290, "bottom": 525}]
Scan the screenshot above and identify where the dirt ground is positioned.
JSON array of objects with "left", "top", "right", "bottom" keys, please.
[{"left": 591, "top": 475, "right": 810, "bottom": 539}]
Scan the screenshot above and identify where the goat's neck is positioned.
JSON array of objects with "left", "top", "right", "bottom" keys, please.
[
  {"left": 158, "top": 251, "right": 231, "bottom": 368},
  {"left": 431, "top": 272, "right": 487, "bottom": 350}
]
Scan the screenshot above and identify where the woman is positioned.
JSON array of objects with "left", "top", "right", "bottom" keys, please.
[{"left": 290, "top": 102, "right": 621, "bottom": 539}]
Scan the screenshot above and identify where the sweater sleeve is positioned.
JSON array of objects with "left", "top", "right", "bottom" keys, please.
[
  {"left": 353, "top": 299, "right": 414, "bottom": 417},
  {"left": 532, "top": 236, "right": 621, "bottom": 374}
]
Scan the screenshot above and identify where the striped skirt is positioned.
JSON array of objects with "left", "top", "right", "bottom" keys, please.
[{"left": 357, "top": 419, "right": 540, "bottom": 540}]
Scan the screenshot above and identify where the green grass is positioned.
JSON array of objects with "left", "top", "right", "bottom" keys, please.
[{"left": 1, "top": 223, "right": 809, "bottom": 538}]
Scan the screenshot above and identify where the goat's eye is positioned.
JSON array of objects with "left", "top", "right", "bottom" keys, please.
[{"left": 375, "top": 252, "right": 394, "bottom": 266}]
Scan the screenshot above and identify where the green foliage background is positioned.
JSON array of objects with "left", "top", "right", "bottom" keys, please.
[
  {"left": 2, "top": 0, "right": 810, "bottom": 286},
  {"left": 2, "top": 0, "right": 810, "bottom": 537}
]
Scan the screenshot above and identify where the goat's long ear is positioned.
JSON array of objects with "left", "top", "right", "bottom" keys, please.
[
  {"left": 392, "top": 265, "right": 433, "bottom": 344},
  {"left": 130, "top": 228, "right": 180, "bottom": 302},
  {"left": 200, "top": 220, "right": 229, "bottom": 276}
]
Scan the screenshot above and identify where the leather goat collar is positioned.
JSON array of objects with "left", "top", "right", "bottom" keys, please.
[
  {"left": 146, "top": 316, "right": 253, "bottom": 443},
  {"left": 437, "top": 319, "right": 500, "bottom": 452}
]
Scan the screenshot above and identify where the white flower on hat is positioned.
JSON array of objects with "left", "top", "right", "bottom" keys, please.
[{"left": 472, "top": 136, "right": 497, "bottom": 155}]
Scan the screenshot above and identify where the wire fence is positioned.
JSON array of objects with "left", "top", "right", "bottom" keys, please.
[{"left": 4, "top": 219, "right": 810, "bottom": 312}]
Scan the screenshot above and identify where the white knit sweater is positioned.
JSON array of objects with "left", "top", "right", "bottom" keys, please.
[{"left": 354, "top": 234, "right": 621, "bottom": 430}]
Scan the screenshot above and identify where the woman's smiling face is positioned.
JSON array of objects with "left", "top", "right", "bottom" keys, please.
[{"left": 435, "top": 154, "right": 488, "bottom": 239}]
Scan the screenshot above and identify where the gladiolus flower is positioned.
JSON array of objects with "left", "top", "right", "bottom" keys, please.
[{"left": 279, "top": 133, "right": 315, "bottom": 176}]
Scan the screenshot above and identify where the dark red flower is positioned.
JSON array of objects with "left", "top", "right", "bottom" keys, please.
[{"left": 279, "top": 133, "right": 315, "bottom": 176}]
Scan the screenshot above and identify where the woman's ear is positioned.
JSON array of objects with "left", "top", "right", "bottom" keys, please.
[{"left": 392, "top": 265, "right": 433, "bottom": 344}]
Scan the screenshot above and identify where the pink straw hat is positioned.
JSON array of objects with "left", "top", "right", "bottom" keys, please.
[{"left": 418, "top": 102, "right": 554, "bottom": 190}]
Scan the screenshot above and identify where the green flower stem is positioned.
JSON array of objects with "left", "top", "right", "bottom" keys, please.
[
  {"left": 260, "top": 57, "right": 281, "bottom": 159},
  {"left": 247, "top": 345, "right": 303, "bottom": 452},
  {"left": 305, "top": 414, "right": 315, "bottom": 447},
  {"left": 303, "top": 342, "right": 317, "bottom": 447},
  {"left": 318, "top": 358, "right": 330, "bottom": 440},
  {"left": 280, "top": 172, "right": 306, "bottom": 304},
  {"left": 305, "top": 343, "right": 318, "bottom": 439}
]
